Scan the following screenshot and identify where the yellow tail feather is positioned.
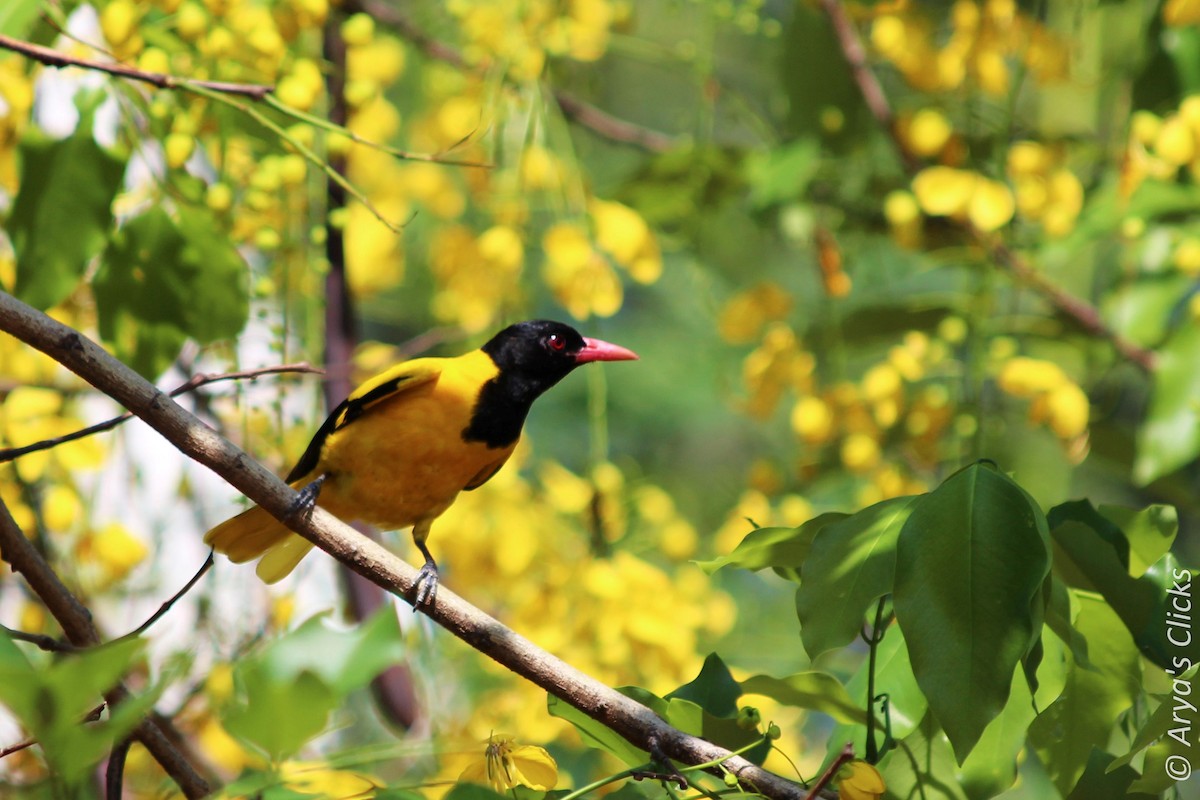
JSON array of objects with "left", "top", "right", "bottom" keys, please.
[{"left": 203, "top": 505, "right": 313, "bottom": 583}]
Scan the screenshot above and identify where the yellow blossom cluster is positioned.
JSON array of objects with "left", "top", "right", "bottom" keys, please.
[
  {"left": 446, "top": 0, "right": 620, "bottom": 83},
  {"left": 0, "top": 57, "right": 33, "bottom": 193},
  {"left": 540, "top": 198, "right": 662, "bottom": 321},
  {"left": 996, "top": 355, "right": 1090, "bottom": 453},
  {"left": 869, "top": 0, "right": 1068, "bottom": 96},
  {"left": 1122, "top": 97, "right": 1200, "bottom": 198},
  {"left": 426, "top": 454, "right": 735, "bottom": 741},
  {"left": 728, "top": 309, "right": 973, "bottom": 507},
  {"left": 895, "top": 132, "right": 1084, "bottom": 238}
]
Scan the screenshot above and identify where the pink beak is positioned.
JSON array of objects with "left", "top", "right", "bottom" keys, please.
[{"left": 575, "top": 337, "right": 639, "bottom": 364}]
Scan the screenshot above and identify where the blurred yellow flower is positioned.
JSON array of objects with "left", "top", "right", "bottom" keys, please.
[
  {"left": 279, "top": 760, "right": 381, "bottom": 798},
  {"left": 967, "top": 178, "right": 1015, "bottom": 232},
  {"left": 912, "top": 166, "right": 976, "bottom": 216},
  {"left": 718, "top": 282, "right": 793, "bottom": 344},
  {"left": 459, "top": 735, "right": 558, "bottom": 793},
  {"left": 87, "top": 522, "right": 149, "bottom": 582},
  {"left": 997, "top": 356, "right": 1067, "bottom": 396},
  {"left": 791, "top": 395, "right": 834, "bottom": 444},
  {"left": 906, "top": 108, "right": 953, "bottom": 158}
]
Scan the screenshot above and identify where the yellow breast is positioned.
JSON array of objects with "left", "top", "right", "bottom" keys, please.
[{"left": 311, "top": 350, "right": 514, "bottom": 530}]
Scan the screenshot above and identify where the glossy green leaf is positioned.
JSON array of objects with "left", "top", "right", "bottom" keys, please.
[
  {"left": 893, "top": 463, "right": 1051, "bottom": 763},
  {"left": 739, "top": 671, "right": 865, "bottom": 725},
  {"left": 665, "top": 652, "right": 739, "bottom": 718},
  {"left": 955, "top": 667, "right": 1037, "bottom": 798},
  {"left": 1051, "top": 506, "right": 1200, "bottom": 668},
  {"left": 1098, "top": 503, "right": 1177, "bottom": 577},
  {"left": 10, "top": 103, "right": 127, "bottom": 310},
  {"left": 1029, "top": 592, "right": 1142, "bottom": 794},
  {"left": 796, "top": 495, "right": 915, "bottom": 658},
  {"left": 694, "top": 514, "right": 845, "bottom": 579},
  {"left": 1135, "top": 322, "right": 1200, "bottom": 484},
  {"left": 94, "top": 206, "right": 248, "bottom": 378}
]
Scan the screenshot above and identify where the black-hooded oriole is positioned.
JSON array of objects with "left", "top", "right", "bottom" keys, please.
[{"left": 204, "top": 320, "right": 638, "bottom": 605}]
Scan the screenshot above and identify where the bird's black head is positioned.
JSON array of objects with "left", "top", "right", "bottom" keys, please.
[
  {"left": 482, "top": 320, "right": 638, "bottom": 392},
  {"left": 466, "top": 320, "right": 638, "bottom": 447}
]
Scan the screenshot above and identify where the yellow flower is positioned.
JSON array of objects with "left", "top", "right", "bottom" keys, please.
[
  {"left": 997, "top": 356, "right": 1067, "bottom": 396},
  {"left": 912, "top": 166, "right": 976, "bottom": 217},
  {"left": 718, "top": 282, "right": 793, "bottom": 344},
  {"left": 967, "top": 178, "right": 1015, "bottom": 232},
  {"left": 459, "top": 735, "right": 558, "bottom": 793},
  {"left": 89, "top": 522, "right": 149, "bottom": 581},
  {"left": 838, "top": 760, "right": 886, "bottom": 800},
  {"left": 279, "top": 760, "right": 381, "bottom": 798},
  {"left": 906, "top": 108, "right": 952, "bottom": 158}
]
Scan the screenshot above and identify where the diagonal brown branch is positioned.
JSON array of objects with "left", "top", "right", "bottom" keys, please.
[
  {"left": 816, "top": 0, "right": 1156, "bottom": 372},
  {"left": 0, "top": 495, "right": 211, "bottom": 797},
  {"left": 0, "top": 32, "right": 273, "bottom": 98},
  {"left": 0, "top": 289, "right": 810, "bottom": 800}
]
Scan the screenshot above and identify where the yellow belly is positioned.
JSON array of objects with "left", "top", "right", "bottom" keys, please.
[{"left": 308, "top": 355, "right": 514, "bottom": 531}]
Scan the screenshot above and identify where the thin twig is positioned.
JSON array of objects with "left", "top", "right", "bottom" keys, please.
[
  {"left": 816, "top": 0, "right": 1157, "bottom": 372},
  {"left": 0, "top": 33, "right": 273, "bottom": 99},
  {"left": 803, "top": 743, "right": 854, "bottom": 800},
  {"left": 0, "top": 623, "right": 79, "bottom": 653},
  {"left": 121, "top": 551, "right": 214, "bottom": 641},
  {"left": 0, "top": 362, "right": 321, "bottom": 464},
  {"left": 0, "top": 705, "right": 106, "bottom": 760}
]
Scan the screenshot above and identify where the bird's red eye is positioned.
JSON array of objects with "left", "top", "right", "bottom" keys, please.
[{"left": 547, "top": 333, "right": 566, "bottom": 351}]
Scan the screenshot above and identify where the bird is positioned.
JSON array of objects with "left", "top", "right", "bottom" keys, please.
[{"left": 204, "top": 319, "right": 638, "bottom": 607}]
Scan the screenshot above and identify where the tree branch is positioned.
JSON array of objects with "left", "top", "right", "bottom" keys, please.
[
  {"left": 0, "top": 494, "right": 211, "bottom": 797},
  {"left": 0, "top": 290, "right": 809, "bottom": 800},
  {"left": 0, "top": 33, "right": 273, "bottom": 99},
  {"left": 816, "top": 0, "right": 1157, "bottom": 372}
]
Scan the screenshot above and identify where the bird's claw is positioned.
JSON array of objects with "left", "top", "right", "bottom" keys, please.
[
  {"left": 286, "top": 474, "right": 326, "bottom": 522},
  {"left": 413, "top": 561, "right": 439, "bottom": 609}
]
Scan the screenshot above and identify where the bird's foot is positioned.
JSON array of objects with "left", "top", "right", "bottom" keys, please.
[
  {"left": 413, "top": 560, "right": 439, "bottom": 609},
  {"left": 286, "top": 474, "right": 326, "bottom": 522}
]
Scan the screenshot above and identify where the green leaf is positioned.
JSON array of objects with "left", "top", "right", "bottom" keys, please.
[
  {"left": 1098, "top": 503, "right": 1178, "bottom": 578},
  {"left": 0, "top": 635, "right": 149, "bottom": 783},
  {"left": 739, "top": 672, "right": 865, "bottom": 725},
  {"left": 955, "top": 667, "right": 1037, "bottom": 798},
  {"left": 10, "top": 104, "right": 127, "bottom": 310},
  {"left": 219, "top": 610, "right": 403, "bottom": 759},
  {"left": 893, "top": 463, "right": 1051, "bottom": 763},
  {"left": 1108, "top": 670, "right": 1198, "bottom": 787},
  {"left": 223, "top": 663, "right": 337, "bottom": 759},
  {"left": 94, "top": 206, "right": 248, "bottom": 378},
  {"left": 876, "top": 714, "right": 968, "bottom": 800},
  {"left": 548, "top": 688, "right": 658, "bottom": 768},
  {"left": 1029, "top": 592, "right": 1142, "bottom": 794},
  {"left": 1135, "top": 322, "right": 1200, "bottom": 484},
  {"left": 1102, "top": 273, "right": 1192, "bottom": 349},
  {"left": 746, "top": 138, "right": 821, "bottom": 208},
  {"left": 846, "top": 622, "right": 926, "bottom": 741},
  {"left": 665, "top": 653, "right": 739, "bottom": 718},
  {"left": 255, "top": 609, "right": 407, "bottom": 696},
  {"left": 694, "top": 515, "right": 845, "bottom": 579},
  {"left": 1050, "top": 506, "right": 1200, "bottom": 667},
  {"left": 0, "top": 0, "right": 41, "bottom": 37},
  {"left": 1044, "top": 574, "right": 1090, "bottom": 668},
  {"left": 444, "top": 784, "right": 512, "bottom": 800},
  {"left": 795, "top": 495, "right": 915, "bottom": 658},
  {"left": 1064, "top": 748, "right": 1156, "bottom": 800}
]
